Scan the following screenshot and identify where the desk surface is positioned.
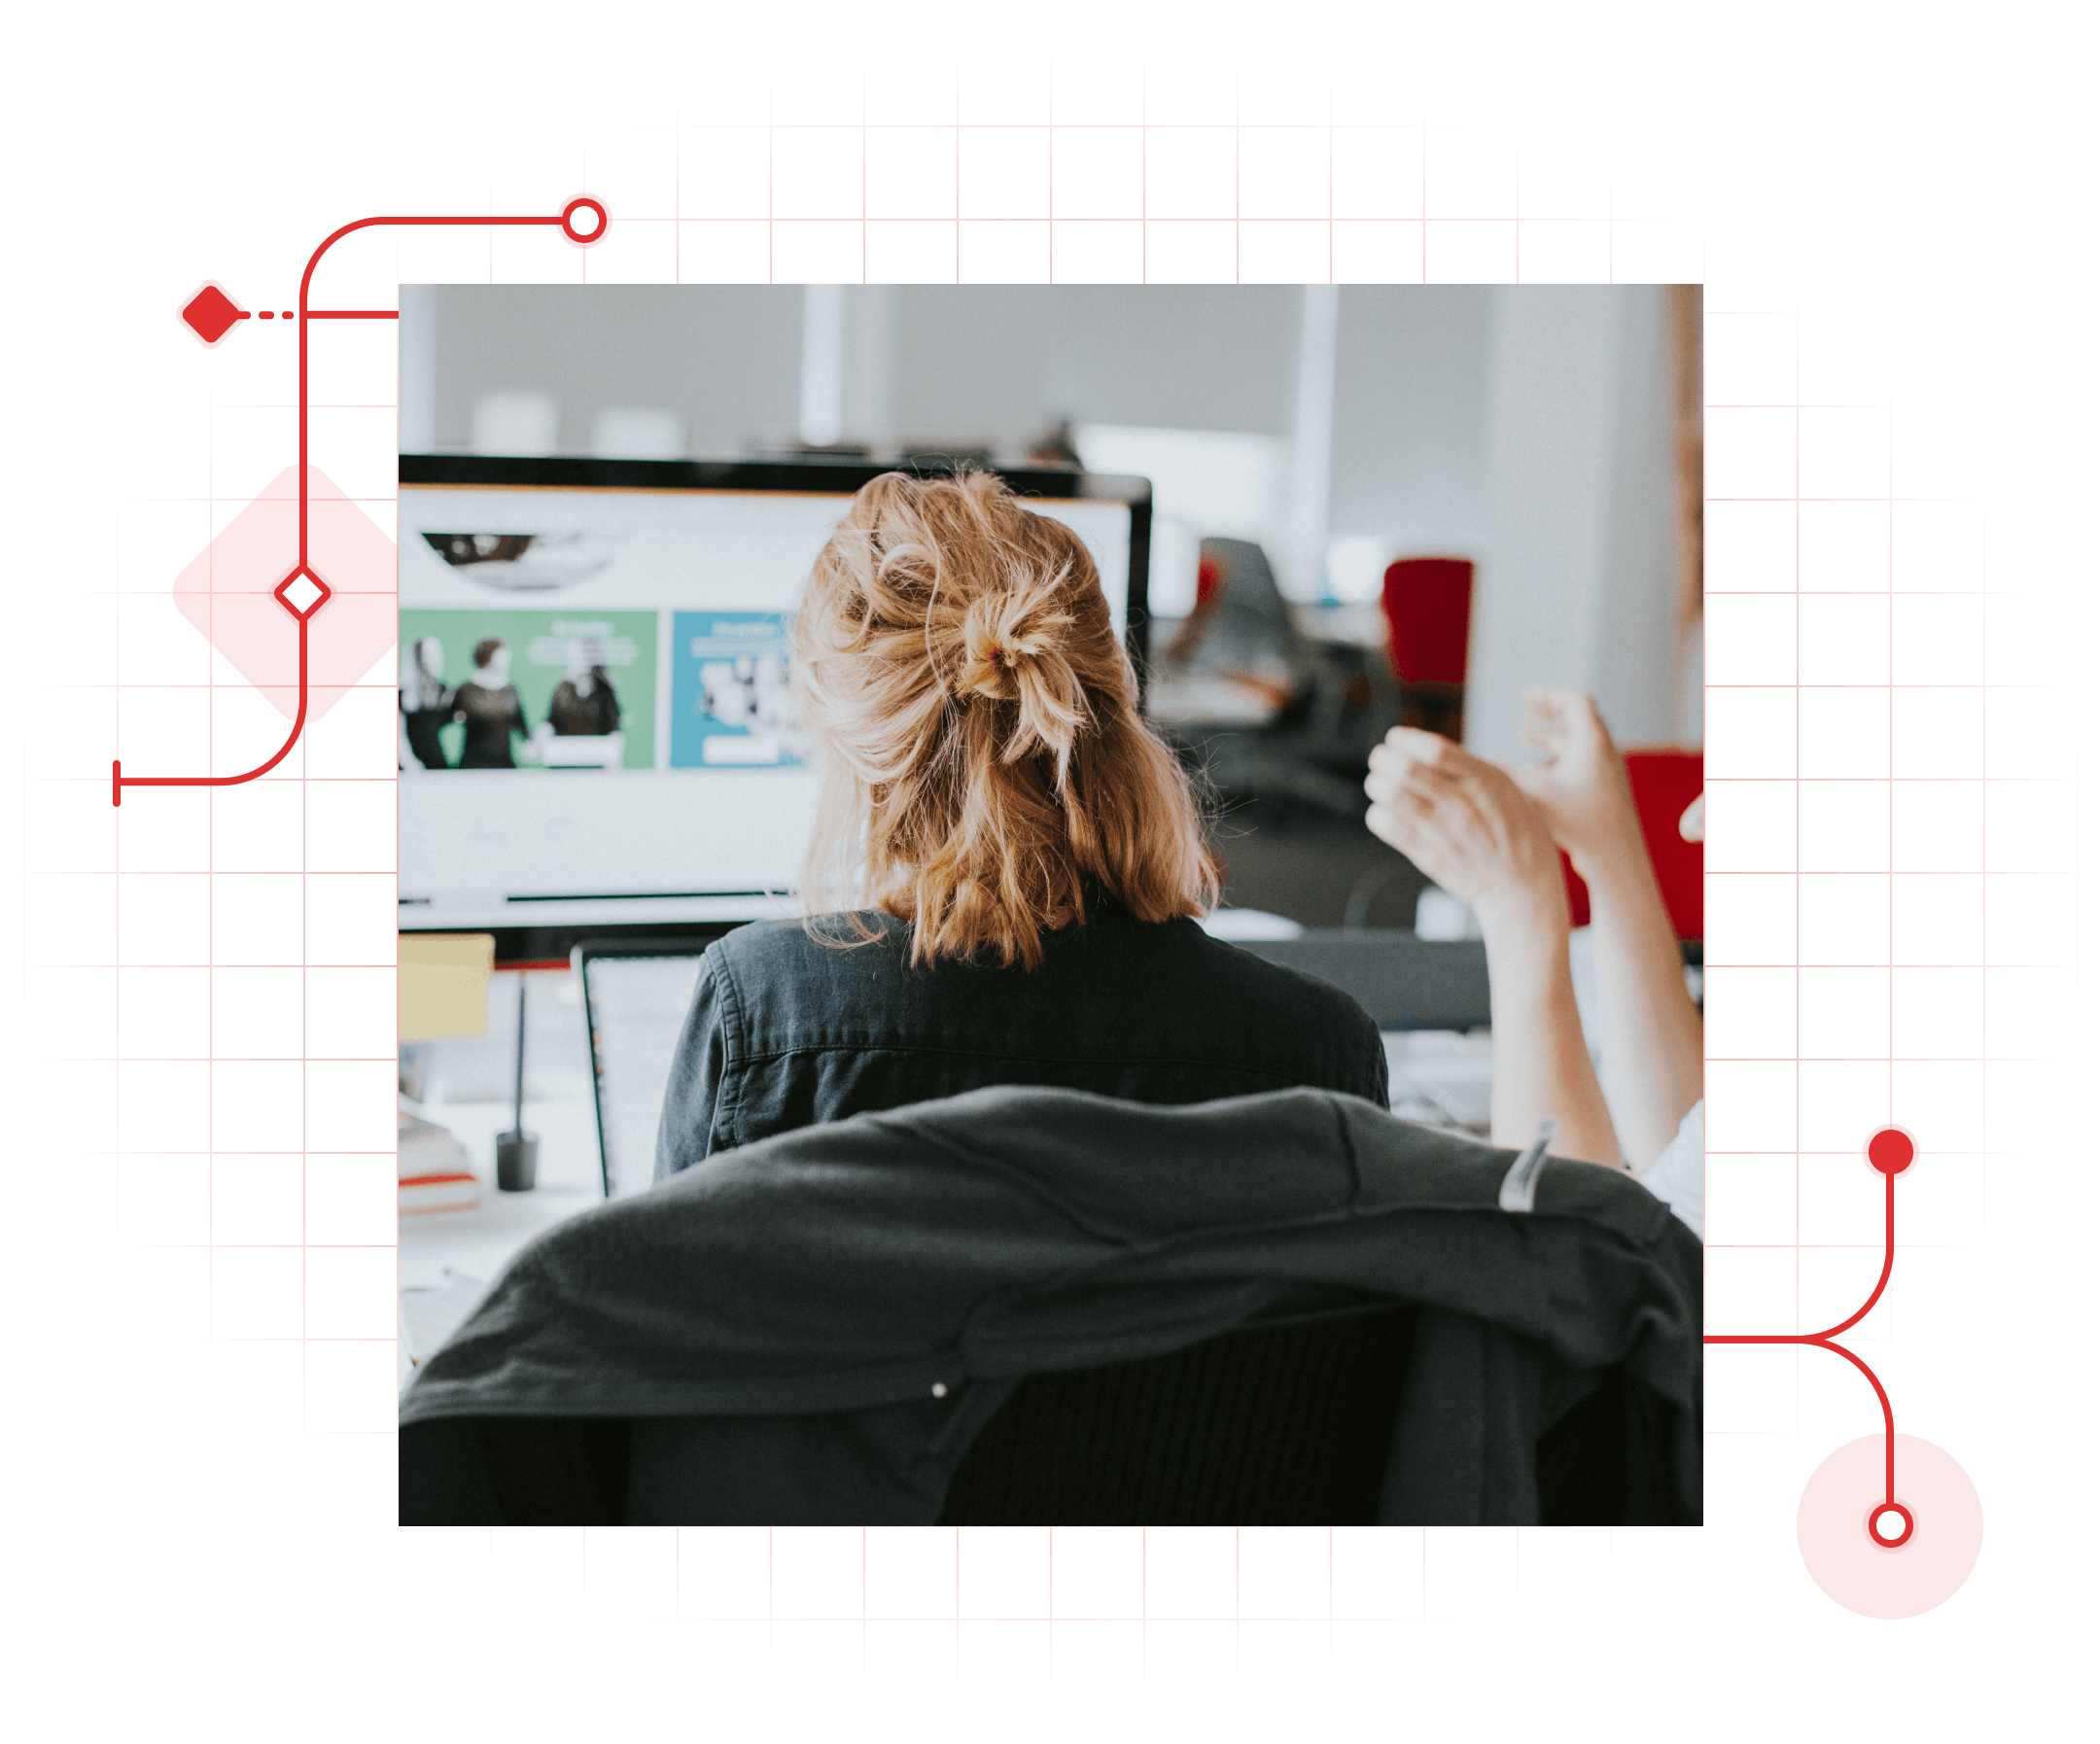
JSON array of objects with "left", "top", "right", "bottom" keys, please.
[
  {"left": 399, "top": 1098, "right": 602, "bottom": 1284},
  {"left": 398, "top": 1098, "right": 603, "bottom": 1388}
]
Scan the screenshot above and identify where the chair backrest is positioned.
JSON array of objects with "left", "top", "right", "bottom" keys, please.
[
  {"left": 400, "top": 1303, "right": 1652, "bottom": 1526},
  {"left": 1558, "top": 749, "right": 1704, "bottom": 940},
  {"left": 935, "top": 1301, "right": 1418, "bottom": 1526},
  {"left": 1380, "top": 557, "right": 1475, "bottom": 688}
]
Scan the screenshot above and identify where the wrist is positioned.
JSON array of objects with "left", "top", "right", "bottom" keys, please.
[
  {"left": 1474, "top": 881, "right": 1569, "bottom": 957},
  {"left": 1568, "top": 819, "right": 1653, "bottom": 887},
  {"left": 1571, "top": 849, "right": 1669, "bottom": 924}
]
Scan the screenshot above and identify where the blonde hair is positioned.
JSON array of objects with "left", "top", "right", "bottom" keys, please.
[{"left": 796, "top": 470, "right": 1220, "bottom": 969}]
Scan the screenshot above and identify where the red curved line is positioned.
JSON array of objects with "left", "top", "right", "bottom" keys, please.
[
  {"left": 1705, "top": 1162, "right": 1903, "bottom": 1507},
  {"left": 1707, "top": 1166, "right": 1896, "bottom": 1344},
  {"left": 298, "top": 212, "right": 558, "bottom": 464},
  {"left": 1812, "top": 1165, "right": 1897, "bottom": 1341},
  {"left": 1713, "top": 1326, "right": 1898, "bottom": 1435},
  {"left": 1808, "top": 1336, "right": 1899, "bottom": 1504},
  {"left": 112, "top": 616, "right": 309, "bottom": 800}
]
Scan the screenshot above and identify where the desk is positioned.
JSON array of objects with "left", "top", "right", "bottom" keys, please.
[
  {"left": 398, "top": 1094, "right": 603, "bottom": 1388},
  {"left": 1238, "top": 931, "right": 1492, "bottom": 1030},
  {"left": 1382, "top": 1029, "right": 1494, "bottom": 1133}
]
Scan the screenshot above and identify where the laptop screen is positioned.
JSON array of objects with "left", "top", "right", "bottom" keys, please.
[{"left": 577, "top": 948, "right": 712, "bottom": 1198}]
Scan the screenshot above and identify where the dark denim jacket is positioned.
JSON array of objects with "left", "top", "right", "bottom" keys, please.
[{"left": 654, "top": 900, "right": 1388, "bottom": 1178}]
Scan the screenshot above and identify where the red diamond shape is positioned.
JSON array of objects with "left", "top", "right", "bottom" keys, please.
[
  {"left": 272, "top": 563, "right": 332, "bottom": 620},
  {"left": 171, "top": 459, "right": 397, "bottom": 725},
  {"left": 181, "top": 283, "right": 246, "bottom": 346}
]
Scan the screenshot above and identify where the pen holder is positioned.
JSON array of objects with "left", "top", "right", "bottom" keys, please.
[{"left": 496, "top": 1131, "right": 539, "bottom": 1193}]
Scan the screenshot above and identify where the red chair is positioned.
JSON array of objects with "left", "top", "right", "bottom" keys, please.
[
  {"left": 1559, "top": 750, "right": 1703, "bottom": 941},
  {"left": 1379, "top": 558, "right": 1474, "bottom": 741}
]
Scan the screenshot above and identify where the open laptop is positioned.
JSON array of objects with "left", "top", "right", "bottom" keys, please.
[{"left": 575, "top": 938, "right": 721, "bottom": 1198}]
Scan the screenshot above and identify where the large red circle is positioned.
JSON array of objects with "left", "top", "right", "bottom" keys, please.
[
  {"left": 1798, "top": 1434, "right": 1981, "bottom": 1618},
  {"left": 1867, "top": 1127, "right": 1915, "bottom": 1175},
  {"left": 561, "top": 197, "right": 608, "bottom": 246}
]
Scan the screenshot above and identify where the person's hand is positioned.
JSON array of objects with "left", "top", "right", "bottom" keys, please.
[
  {"left": 1364, "top": 727, "right": 1568, "bottom": 937},
  {"left": 1506, "top": 688, "right": 1644, "bottom": 878}
]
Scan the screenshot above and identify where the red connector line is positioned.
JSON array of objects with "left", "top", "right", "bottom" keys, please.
[
  {"left": 1704, "top": 1183, "right": 1907, "bottom": 1477},
  {"left": 299, "top": 213, "right": 558, "bottom": 464},
  {"left": 112, "top": 197, "right": 609, "bottom": 807},
  {"left": 111, "top": 717, "right": 302, "bottom": 810}
]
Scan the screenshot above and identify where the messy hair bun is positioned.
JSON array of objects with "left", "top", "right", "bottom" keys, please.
[{"left": 795, "top": 469, "right": 1219, "bottom": 968}]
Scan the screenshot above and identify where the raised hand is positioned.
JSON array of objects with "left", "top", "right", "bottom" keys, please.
[
  {"left": 1506, "top": 687, "right": 1644, "bottom": 879},
  {"left": 1364, "top": 726, "right": 1568, "bottom": 937}
]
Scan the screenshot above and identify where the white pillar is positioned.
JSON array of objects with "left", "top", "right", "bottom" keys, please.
[
  {"left": 798, "top": 284, "right": 846, "bottom": 448},
  {"left": 398, "top": 284, "right": 437, "bottom": 454},
  {"left": 1467, "top": 286, "right": 1679, "bottom": 763},
  {"left": 1280, "top": 284, "right": 1340, "bottom": 601}
]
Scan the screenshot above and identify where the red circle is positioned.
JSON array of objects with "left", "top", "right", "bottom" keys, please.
[
  {"left": 1867, "top": 1128, "right": 1915, "bottom": 1175},
  {"left": 1868, "top": 1500, "right": 1915, "bottom": 1549},
  {"left": 560, "top": 197, "right": 608, "bottom": 245},
  {"left": 1801, "top": 1436, "right": 1979, "bottom": 1616}
]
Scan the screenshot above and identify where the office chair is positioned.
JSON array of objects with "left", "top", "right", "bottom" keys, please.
[
  {"left": 402, "top": 1310, "right": 1407, "bottom": 1530},
  {"left": 1380, "top": 557, "right": 1475, "bottom": 742},
  {"left": 402, "top": 1298, "right": 1635, "bottom": 1526},
  {"left": 1559, "top": 749, "right": 1705, "bottom": 941},
  {"left": 1156, "top": 539, "right": 1389, "bottom": 820},
  {"left": 937, "top": 1297, "right": 1630, "bottom": 1526},
  {"left": 936, "top": 1299, "right": 1418, "bottom": 1525}
]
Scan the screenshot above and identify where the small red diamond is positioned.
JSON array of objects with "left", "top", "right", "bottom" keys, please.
[
  {"left": 182, "top": 284, "right": 246, "bottom": 345},
  {"left": 173, "top": 473, "right": 398, "bottom": 725}
]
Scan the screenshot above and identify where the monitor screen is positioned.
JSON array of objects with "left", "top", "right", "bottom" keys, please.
[{"left": 398, "top": 458, "right": 1147, "bottom": 926}]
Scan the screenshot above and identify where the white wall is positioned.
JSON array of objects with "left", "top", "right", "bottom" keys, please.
[
  {"left": 422, "top": 285, "right": 803, "bottom": 458},
  {"left": 408, "top": 285, "right": 1688, "bottom": 748}
]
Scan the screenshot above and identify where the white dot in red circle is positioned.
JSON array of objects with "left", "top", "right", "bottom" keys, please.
[
  {"left": 561, "top": 196, "right": 608, "bottom": 246},
  {"left": 1799, "top": 1435, "right": 1979, "bottom": 1617}
]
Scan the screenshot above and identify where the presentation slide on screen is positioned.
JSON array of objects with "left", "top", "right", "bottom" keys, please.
[{"left": 398, "top": 484, "right": 1133, "bottom": 906}]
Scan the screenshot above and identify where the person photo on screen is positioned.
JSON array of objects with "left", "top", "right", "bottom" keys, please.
[
  {"left": 451, "top": 636, "right": 528, "bottom": 769},
  {"left": 655, "top": 469, "right": 1387, "bottom": 1177},
  {"left": 1361, "top": 688, "right": 1704, "bottom": 1236},
  {"left": 546, "top": 638, "right": 622, "bottom": 737},
  {"left": 399, "top": 635, "right": 453, "bottom": 772}
]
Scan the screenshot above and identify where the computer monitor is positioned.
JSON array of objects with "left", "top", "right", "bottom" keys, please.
[{"left": 398, "top": 456, "right": 1151, "bottom": 932}]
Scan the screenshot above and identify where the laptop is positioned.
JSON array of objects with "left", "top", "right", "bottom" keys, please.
[{"left": 574, "top": 938, "right": 718, "bottom": 1199}]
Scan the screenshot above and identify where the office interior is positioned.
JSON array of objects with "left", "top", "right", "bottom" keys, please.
[{"left": 397, "top": 284, "right": 1705, "bottom": 1514}]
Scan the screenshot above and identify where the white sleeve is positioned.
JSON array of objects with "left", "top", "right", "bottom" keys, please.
[{"left": 1638, "top": 1099, "right": 1703, "bottom": 1240}]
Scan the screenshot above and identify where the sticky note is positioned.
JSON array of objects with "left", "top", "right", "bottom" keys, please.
[{"left": 399, "top": 933, "right": 496, "bottom": 1040}]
